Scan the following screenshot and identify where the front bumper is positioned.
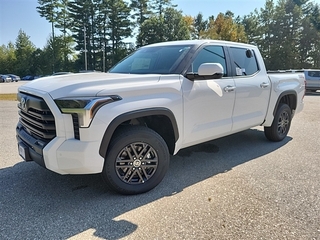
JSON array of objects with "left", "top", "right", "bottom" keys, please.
[
  {"left": 16, "top": 121, "right": 105, "bottom": 175},
  {"left": 16, "top": 90, "right": 106, "bottom": 175},
  {"left": 16, "top": 122, "right": 46, "bottom": 168}
]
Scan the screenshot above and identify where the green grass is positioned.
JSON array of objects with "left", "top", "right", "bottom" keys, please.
[{"left": 0, "top": 94, "right": 18, "bottom": 101}]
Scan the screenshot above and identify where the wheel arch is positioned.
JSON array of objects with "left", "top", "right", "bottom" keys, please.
[
  {"left": 99, "top": 108, "right": 179, "bottom": 158},
  {"left": 273, "top": 90, "right": 297, "bottom": 116}
]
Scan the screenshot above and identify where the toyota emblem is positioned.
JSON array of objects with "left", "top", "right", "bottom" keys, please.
[{"left": 21, "top": 97, "right": 27, "bottom": 111}]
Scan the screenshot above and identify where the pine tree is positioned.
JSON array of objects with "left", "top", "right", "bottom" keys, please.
[
  {"left": 150, "top": 0, "right": 176, "bottom": 16},
  {"left": 130, "top": 0, "right": 153, "bottom": 47},
  {"left": 193, "top": 13, "right": 208, "bottom": 39},
  {"left": 105, "top": 0, "right": 132, "bottom": 66},
  {"left": 37, "top": 0, "right": 60, "bottom": 72},
  {"left": 15, "top": 30, "right": 37, "bottom": 76},
  {"left": 68, "top": 0, "right": 98, "bottom": 70}
]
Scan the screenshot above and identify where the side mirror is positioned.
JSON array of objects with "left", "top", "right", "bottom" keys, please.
[{"left": 198, "top": 63, "right": 224, "bottom": 79}]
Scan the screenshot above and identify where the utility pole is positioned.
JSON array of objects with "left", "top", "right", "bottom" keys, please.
[
  {"left": 83, "top": 26, "right": 88, "bottom": 71},
  {"left": 51, "top": 17, "right": 55, "bottom": 74},
  {"left": 102, "top": 43, "right": 105, "bottom": 72}
]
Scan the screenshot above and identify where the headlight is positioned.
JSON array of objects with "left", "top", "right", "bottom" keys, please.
[{"left": 55, "top": 96, "right": 121, "bottom": 127}]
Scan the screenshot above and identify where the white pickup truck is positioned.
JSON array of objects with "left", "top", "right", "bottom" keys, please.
[{"left": 16, "top": 40, "right": 305, "bottom": 194}]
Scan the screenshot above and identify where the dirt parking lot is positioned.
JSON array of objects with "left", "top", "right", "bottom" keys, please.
[{"left": 0, "top": 93, "right": 319, "bottom": 239}]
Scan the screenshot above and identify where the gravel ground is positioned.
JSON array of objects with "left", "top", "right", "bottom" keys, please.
[{"left": 0, "top": 93, "right": 319, "bottom": 240}]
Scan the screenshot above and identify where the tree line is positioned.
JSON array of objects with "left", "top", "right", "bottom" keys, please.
[{"left": 0, "top": 0, "right": 319, "bottom": 77}]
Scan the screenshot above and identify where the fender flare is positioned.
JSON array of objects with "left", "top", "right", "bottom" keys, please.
[
  {"left": 272, "top": 90, "right": 297, "bottom": 116},
  {"left": 99, "top": 108, "right": 179, "bottom": 158}
]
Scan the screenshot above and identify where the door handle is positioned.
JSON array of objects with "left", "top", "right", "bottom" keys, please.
[
  {"left": 260, "top": 82, "right": 270, "bottom": 88},
  {"left": 224, "top": 85, "right": 236, "bottom": 92}
]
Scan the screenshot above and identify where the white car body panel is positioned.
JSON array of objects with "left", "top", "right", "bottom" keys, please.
[
  {"left": 181, "top": 76, "right": 235, "bottom": 148},
  {"left": 232, "top": 71, "right": 271, "bottom": 131}
]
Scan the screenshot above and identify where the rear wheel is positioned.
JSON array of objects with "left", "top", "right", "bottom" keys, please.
[
  {"left": 102, "top": 126, "right": 170, "bottom": 195},
  {"left": 264, "top": 103, "right": 292, "bottom": 142}
]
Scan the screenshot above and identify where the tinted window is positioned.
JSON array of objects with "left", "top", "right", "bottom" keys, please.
[
  {"left": 230, "top": 47, "right": 259, "bottom": 76},
  {"left": 109, "top": 45, "right": 191, "bottom": 74},
  {"left": 189, "top": 46, "right": 227, "bottom": 76},
  {"left": 307, "top": 71, "right": 320, "bottom": 78}
]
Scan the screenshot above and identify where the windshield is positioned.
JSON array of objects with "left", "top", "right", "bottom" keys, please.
[{"left": 109, "top": 45, "right": 191, "bottom": 74}]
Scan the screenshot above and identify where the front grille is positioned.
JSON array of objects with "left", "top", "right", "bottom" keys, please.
[{"left": 17, "top": 92, "right": 56, "bottom": 141}]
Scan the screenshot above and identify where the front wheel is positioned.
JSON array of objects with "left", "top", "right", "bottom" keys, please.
[
  {"left": 102, "top": 126, "right": 170, "bottom": 195},
  {"left": 264, "top": 103, "right": 292, "bottom": 142}
]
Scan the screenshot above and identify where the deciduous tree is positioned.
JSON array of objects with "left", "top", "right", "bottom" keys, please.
[
  {"left": 202, "top": 12, "right": 247, "bottom": 42},
  {"left": 137, "top": 7, "right": 190, "bottom": 46}
]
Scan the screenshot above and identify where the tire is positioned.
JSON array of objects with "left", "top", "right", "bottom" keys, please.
[
  {"left": 264, "top": 103, "right": 292, "bottom": 142},
  {"left": 102, "top": 126, "right": 170, "bottom": 195}
]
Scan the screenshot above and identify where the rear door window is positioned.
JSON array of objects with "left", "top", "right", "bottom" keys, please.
[{"left": 229, "top": 47, "right": 259, "bottom": 76}]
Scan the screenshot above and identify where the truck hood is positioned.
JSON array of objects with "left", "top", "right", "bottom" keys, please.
[{"left": 19, "top": 72, "right": 161, "bottom": 99}]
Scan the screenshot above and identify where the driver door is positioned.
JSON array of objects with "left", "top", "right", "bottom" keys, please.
[{"left": 182, "top": 45, "right": 236, "bottom": 148}]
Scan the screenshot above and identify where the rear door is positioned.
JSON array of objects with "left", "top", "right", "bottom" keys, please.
[{"left": 228, "top": 47, "right": 271, "bottom": 132}]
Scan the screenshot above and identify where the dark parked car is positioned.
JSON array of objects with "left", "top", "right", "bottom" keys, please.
[
  {"left": 8, "top": 74, "right": 20, "bottom": 82},
  {"left": 21, "top": 75, "right": 34, "bottom": 81},
  {"left": 0, "top": 74, "right": 12, "bottom": 83}
]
